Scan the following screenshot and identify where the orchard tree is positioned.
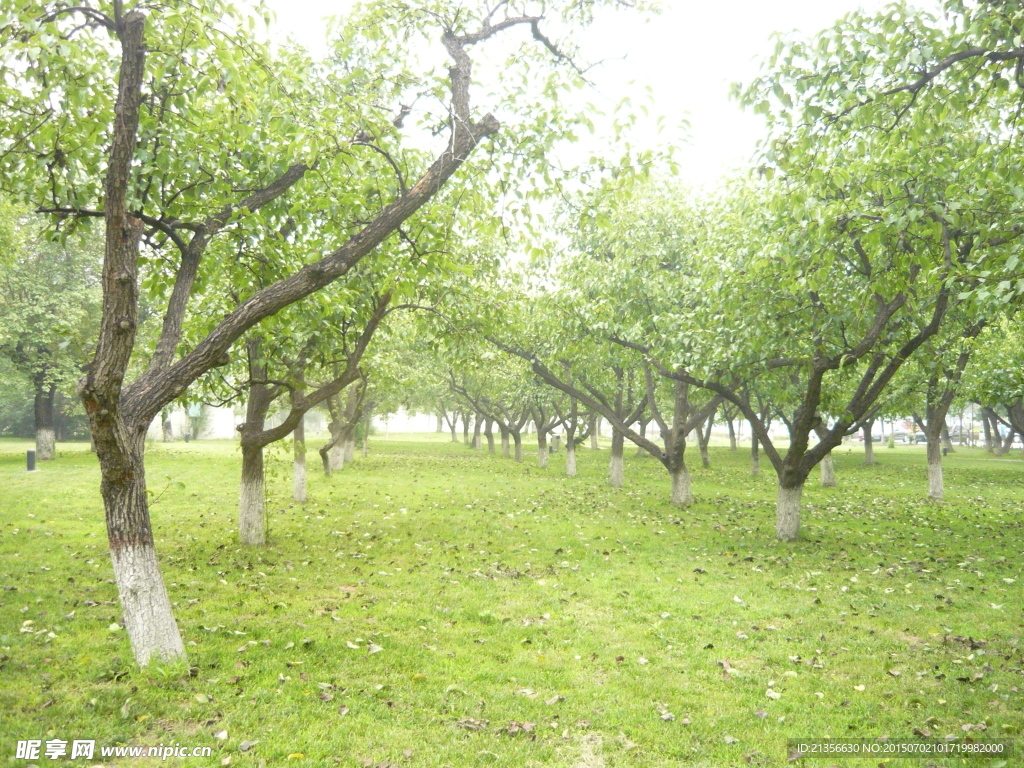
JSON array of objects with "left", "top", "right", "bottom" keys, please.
[
  {"left": 0, "top": 208, "right": 101, "bottom": 458},
  {"left": 0, "top": 0, "right": 620, "bottom": 665}
]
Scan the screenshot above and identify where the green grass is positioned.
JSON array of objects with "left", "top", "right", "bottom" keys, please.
[{"left": 0, "top": 435, "right": 1022, "bottom": 767}]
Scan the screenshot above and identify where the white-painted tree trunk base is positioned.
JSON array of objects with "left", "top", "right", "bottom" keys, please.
[
  {"left": 609, "top": 453, "right": 624, "bottom": 488},
  {"left": 537, "top": 442, "right": 549, "bottom": 469},
  {"left": 927, "top": 457, "right": 943, "bottom": 500},
  {"left": 239, "top": 467, "right": 265, "bottom": 546},
  {"left": 111, "top": 543, "right": 186, "bottom": 666},
  {"left": 565, "top": 446, "right": 576, "bottom": 477},
  {"left": 36, "top": 428, "right": 56, "bottom": 461},
  {"left": 670, "top": 468, "right": 692, "bottom": 506},
  {"left": 329, "top": 445, "right": 343, "bottom": 471},
  {"left": 344, "top": 438, "right": 356, "bottom": 463},
  {"left": 293, "top": 459, "right": 306, "bottom": 503},
  {"left": 776, "top": 484, "right": 803, "bottom": 541},
  {"left": 819, "top": 454, "right": 836, "bottom": 487}
]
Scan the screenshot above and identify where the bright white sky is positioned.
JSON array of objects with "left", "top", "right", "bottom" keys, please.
[{"left": 263, "top": 0, "right": 930, "bottom": 187}]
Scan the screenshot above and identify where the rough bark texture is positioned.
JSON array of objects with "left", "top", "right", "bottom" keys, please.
[
  {"left": 776, "top": 483, "right": 803, "bottom": 541},
  {"left": 750, "top": 433, "right": 760, "bottom": 476},
  {"left": 500, "top": 427, "right": 510, "bottom": 458},
  {"left": 819, "top": 452, "right": 836, "bottom": 487},
  {"left": 609, "top": 430, "right": 624, "bottom": 488},
  {"left": 239, "top": 444, "right": 266, "bottom": 546},
  {"left": 670, "top": 466, "right": 692, "bottom": 507},
  {"left": 589, "top": 413, "right": 599, "bottom": 449},
  {"left": 75, "top": 12, "right": 185, "bottom": 666},
  {"left": 110, "top": 541, "right": 184, "bottom": 666},
  {"left": 34, "top": 382, "right": 56, "bottom": 460},
  {"left": 329, "top": 445, "right": 343, "bottom": 471}
]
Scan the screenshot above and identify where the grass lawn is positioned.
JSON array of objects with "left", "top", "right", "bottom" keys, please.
[{"left": 0, "top": 434, "right": 1021, "bottom": 767}]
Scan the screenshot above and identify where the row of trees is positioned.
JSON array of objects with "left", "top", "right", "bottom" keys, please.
[{"left": 2, "top": 0, "right": 1023, "bottom": 669}]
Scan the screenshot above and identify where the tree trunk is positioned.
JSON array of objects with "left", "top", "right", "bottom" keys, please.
[
  {"left": 926, "top": 433, "right": 944, "bottom": 500},
  {"left": 102, "top": 429, "right": 186, "bottom": 665},
  {"left": 819, "top": 451, "right": 836, "bottom": 487},
  {"left": 500, "top": 425, "right": 510, "bottom": 458},
  {"left": 863, "top": 422, "right": 875, "bottom": 465},
  {"left": 565, "top": 439, "right": 576, "bottom": 477},
  {"left": 750, "top": 433, "right": 760, "bottom": 476},
  {"left": 609, "top": 429, "right": 624, "bottom": 488},
  {"left": 589, "top": 413, "right": 599, "bottom": 449},
  {"left": 34, "top": 382, "right": 57, "bottom": 460},
  {"left": 727, "top": 418, "right": 737, "bottom": 451},
  {"left": 292, "top": 412, "right": 306, "bottom": 503},
  {"left": 1000, "top": 428, "right": 1015, "bottom": 455},
  {"left": 161, "top": 409, "right": 173, "bottom": 442},
  {"left": 472, "top": 415, "right": 482, "bottom": 449},
  {"left": 512, "top": 430, "right": 523, "bottom": 462},
  {"left": 537, "top": 430, "right": 549, "bottom": 468},
  {"left": 450, "top": 422, "right": 458, "bottom": 442},
  {"left": 635, "top": 417, "right": 652, "bottom": 457},
  {"left": 484, "top": 418, "right": 495, "bottom": 454},
  {"left": 329, "top": 444, "right": 344, "bottom": 472},
  {"left": 982, "top": 411, "right": 994, "bottom": 452},
  {"left": 344, "top": 435, "right": 356, "bottom": 463},
  {"left": 240, "top": 444, "right": 266, "bottom": 546},
  {"left": 775, "top": 482, "right": 803, "bottom": 541},
  {"left": 670, "top": 465, "right": 692, "bottom": 507},
  {"left": 462, "top": 415, "right": 470, "bottom": 444},
  {"left": 696, "top": 415, "right": 712, "bottom": 468},
  {"left": 436, "top": 413, "right": 443, "bottom": 433},
  {"left": 78, "top": 12, "right": 185, "bottom": 667}
]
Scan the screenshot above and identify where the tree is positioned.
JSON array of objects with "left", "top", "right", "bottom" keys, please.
[
  {"left": 0, "top": 0, "right": 615, "bottom": 665},
  {"left": 0, "top": 209, "right": 101, "bottom": 459}
]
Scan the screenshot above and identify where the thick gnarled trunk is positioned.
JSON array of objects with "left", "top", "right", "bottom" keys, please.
[
  {"left": 670, "top": 465, "right": 691, "bottom": 506},
  {"left": 776, "top": 483, "right": 803, "bottom": 542},
  {"left": 100, "top": 427, "right": 185, "bottom": 665}
]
